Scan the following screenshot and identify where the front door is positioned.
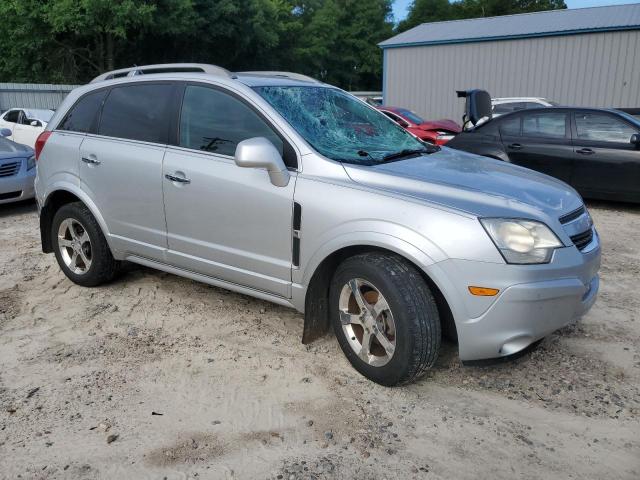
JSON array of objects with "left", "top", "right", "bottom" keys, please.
[
  {"left": 0, "top": 110, "right": 21, "bottom": 143},
  {"left": 499, "top": 110, "right": 574, "bottom": 183},
  {"left": 162, "top": 84, "right": 296, "bottom": 298},
  {"left": 571, "top": 111, "right": 640, "bottom": 201}
]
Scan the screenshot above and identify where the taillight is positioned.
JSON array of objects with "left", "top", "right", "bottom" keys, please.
[{"left": 35, "top": 131, "right": 52, "bottom": 161}]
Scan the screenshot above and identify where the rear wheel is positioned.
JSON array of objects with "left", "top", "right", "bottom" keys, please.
[
  {"left": 330, "top": 252, "right": 441, "bottom": 386},
  {"left": 52, "top": 202, "right": 119, "bottom": 287}
]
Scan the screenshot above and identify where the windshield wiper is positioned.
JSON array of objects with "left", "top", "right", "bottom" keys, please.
[{"left": 381, "top": 146, "right": 437, "bottom": 163}]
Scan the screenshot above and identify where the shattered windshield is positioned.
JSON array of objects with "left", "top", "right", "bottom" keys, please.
[{"left": 253, "top": 86, "right": 430, "bottom": 165}]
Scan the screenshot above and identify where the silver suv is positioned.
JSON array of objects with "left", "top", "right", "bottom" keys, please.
[{"left": 35, "top": 64, "right": 600, "bottom": 386}]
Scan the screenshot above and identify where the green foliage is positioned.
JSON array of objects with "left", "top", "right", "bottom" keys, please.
[
  {"left": 0, "top": 0, "right": 392, "bottom": 90},
  {"left": 398, "top": 0, "right": 567, "bottom": 32},
  {"left": 0, "top": 0, "right": 566, "bottom": 89},
  {"left": 295, "top": 0, "right": 393, "bottom": 89}
]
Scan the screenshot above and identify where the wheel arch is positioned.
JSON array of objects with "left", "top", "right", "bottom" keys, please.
[
  {"left": 40, "top": 185, "right": 112, "bottom": 254},
  {"left": 301, "top": 243, "right": 456, "bottom": 345}
]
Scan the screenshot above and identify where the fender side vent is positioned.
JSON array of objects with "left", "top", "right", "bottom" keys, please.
[
  {"left": 293, "top": 202, "right": 302, "bottom": 230},
  {"left": 292, "top": 202, "right": 302, "bottom": 267}
]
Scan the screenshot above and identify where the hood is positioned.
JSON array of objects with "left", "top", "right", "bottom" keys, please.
[
  {"left": 343, "top": 147, "right": 582, "bottom": 222},
  {"left": 418, "top": 119, "right": 461, "bottom": 133},
  {"left": 0, "top": 138, "right": 34, "bottom": 158}
]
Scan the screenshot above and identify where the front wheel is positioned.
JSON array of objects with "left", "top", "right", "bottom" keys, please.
[{"left": 329, "top": 252, "right": 441, "bottom": 386}]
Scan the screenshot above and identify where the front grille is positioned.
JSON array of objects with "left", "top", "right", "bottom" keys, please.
[
  {"left": 570, "top": 229, "right": 594, "bottom": 251},
  {"left": 0, "top": 161, "right": 20, "bottom": 177},
  {"left": 559, "top": 206, "right": 586, "bottom": 224}
]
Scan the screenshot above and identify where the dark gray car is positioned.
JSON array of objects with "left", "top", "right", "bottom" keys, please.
[{"left": 447, "top": 107, "right": 640, "bottom": 203}]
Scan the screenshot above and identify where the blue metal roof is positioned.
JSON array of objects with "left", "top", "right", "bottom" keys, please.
[{"left": 380, "top": 3, "right": 640, "bottom": 49}]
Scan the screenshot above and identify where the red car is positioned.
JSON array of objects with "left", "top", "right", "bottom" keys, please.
[{"left": 376, "top": 106, "right": 461, "bottom": 145}]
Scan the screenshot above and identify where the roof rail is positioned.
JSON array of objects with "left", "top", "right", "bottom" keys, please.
[
  {"left": 238, "top": 71, "right": 320, "bottom": 83},
  {"left": 90, "top": 63, "right": 233, "bottom": 83}
]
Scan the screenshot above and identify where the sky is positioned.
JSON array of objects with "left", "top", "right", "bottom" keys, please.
[{"left": 392, "top": 0, "right": 640, "bottom": 22}]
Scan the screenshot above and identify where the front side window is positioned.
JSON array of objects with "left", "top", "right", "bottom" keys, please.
[
  {"left": 99, "top": 84, "right": 173, "bottom": 143},
  {"left": 522, "top": 112, "right": 567, "bottom": 139},
  {"left": 575, "top": 112, "right": 637, "bottom": 143},
  {"left": 254, "top": 86, "right": 428, "bottom": 164},
  {"left": 179, "top": 85, "right": 283, "bottom": 158},
  {"left": 3, "top": 110, "right": 20, "bottom": 123}
]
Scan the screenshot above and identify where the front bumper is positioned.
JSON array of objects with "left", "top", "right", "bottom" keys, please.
[
  {"left": 427, "top": 229, "right": 601, "bottom": 361},
  {"left": 0, "top": 161, "right": 35, "bottom": 205}
]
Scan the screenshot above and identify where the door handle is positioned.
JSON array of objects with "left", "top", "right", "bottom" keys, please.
[
  {"left": 165, "top": 173, "right": 191, "bottom": 184},
  {"left": 81, "top": 156, "right": 101, "bottom": 165},
  {"left": 508, "top": 143, "right": 523, "bottom": 150},
  {"left": 576, "top": 148, "right": 595, "bottom": 155}
]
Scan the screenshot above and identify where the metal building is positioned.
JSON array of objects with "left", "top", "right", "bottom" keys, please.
[
  {"left": 0, "top": 83, "right": 78, "bottom": 112},
  {"left": 379, "top": 4, "right": 640, "bottom": 121}
]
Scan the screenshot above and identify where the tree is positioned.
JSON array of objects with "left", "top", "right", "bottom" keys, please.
[
  {"left": 0, "top": 0, "right": 195, "bottom": 82},
  {"left": 397, "top": 0, "right": 453, "bottom": 33},
  {"left": 296, "top": 0, "right": 393, "bottom": 89},
  {"left": 0, "top": 0, "right": 392, "bottom": 90}
]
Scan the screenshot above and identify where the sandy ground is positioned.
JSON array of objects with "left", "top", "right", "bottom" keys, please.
[{"left": 0, "top": 199, "right": 639, "bottom": 480}]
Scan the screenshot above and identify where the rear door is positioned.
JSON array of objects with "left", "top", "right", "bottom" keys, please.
[
  {"left": 79, "top": 82, "right": 175, "bottom": 260},
  {"left": 571, "top": 111, "right": 640, "bottom": 201},
  {"left": 499, "top": 110, "right": 574, "bottom": 183}
]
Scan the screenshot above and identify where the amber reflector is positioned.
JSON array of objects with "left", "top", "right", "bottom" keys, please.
[{"left": 468, "top": 286, "right": 499, "bottom": 296}]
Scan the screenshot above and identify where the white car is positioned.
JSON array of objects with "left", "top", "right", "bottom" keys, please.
[
  {"left": 491, "top": 97, "right": 558, "bottom": 117},
  {"left": 0, "top": 108, "right": 55, "bottom": 148}
]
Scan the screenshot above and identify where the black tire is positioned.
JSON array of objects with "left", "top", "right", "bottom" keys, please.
[
  {"left": 52, "top": 202, "right": 119, "bottom": 287},
  {"left": 329, "top": 252, "right": 441, "bottom": 386}
]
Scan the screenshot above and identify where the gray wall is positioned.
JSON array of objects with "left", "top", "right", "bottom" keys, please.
[
  {"left": 0, "top": 83, "right": 79, "bottom": 112},
  {"left": 383, "top": 30, "right": 640, "bottom": 121}
]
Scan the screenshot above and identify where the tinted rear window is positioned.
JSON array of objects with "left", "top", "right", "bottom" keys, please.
[
  {"left": 499, "top": 116, "right": 521, "bottom": 136},
  {"left": 99, "top": 84, "right": 173, "bottom": 143},
  {"left": 522, "top": 112, "right": 567, "bottom": 138},
  {"left": 59, "top": 90, "right": 107, "bottom": 133}
]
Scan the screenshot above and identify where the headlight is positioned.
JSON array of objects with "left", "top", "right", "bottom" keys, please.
[
  {"left": 27, "top": 155, "right": 36, "bottom": 171},
  {"left": 480, "top": 218, "right": 563, "bottom": 264}
]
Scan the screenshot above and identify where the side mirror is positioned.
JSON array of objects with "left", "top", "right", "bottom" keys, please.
[
  {"left": 30, "top": 120, "right": 41, "bottom": 127},
  {"left": 0, "top": 128, "right": 11, "bottom": 137},
  {"left": 631, "top": 133, "right": 640, "bottom": 146},
  {"left": 234, "top": 137, "right": 290, "bottom": 187}
]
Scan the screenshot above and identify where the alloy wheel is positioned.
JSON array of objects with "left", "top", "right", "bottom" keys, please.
[
  {"left": 57, "top": 218, "right": 92, "bottom": 275},
  {"left": 338, "top": 278, "right": 396, "bottom": 367}
]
